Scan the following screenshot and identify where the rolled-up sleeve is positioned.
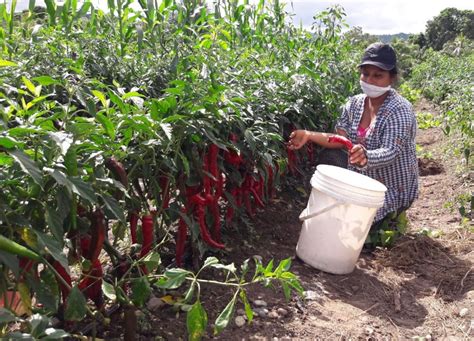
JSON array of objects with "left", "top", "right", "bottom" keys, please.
[{"left": 365, "top": 109, "right": 416, "bottom": 170}]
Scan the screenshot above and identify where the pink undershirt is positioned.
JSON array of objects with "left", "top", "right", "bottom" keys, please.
[{"left": 357, "top": 124, "right": 372, "bottom": 139}]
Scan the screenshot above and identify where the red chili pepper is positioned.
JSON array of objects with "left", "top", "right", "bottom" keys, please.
[
  {"left": 52, "top": 261, "right": 71, "bottom": 304},
  {"left": 203, "top": 152, "right": 211, "bottom": 196},
  {"left": 196, "top": 205, "right": 225, "bottom": 249},
  {"left": 140, "top": 214, "right": 154, "bottom": 257},
  {"left": 104, "top": 157, "right": 128, "bottom": 188},
  {"left": 242, "top": 176, "right": 254, "bottom": 217},
  {"left": 225, "top": 187, "right": 241, "bottom": 224},
  {"left": 88, "top": 209, "right": 105, "bottom": 262},
  {"left": 286, "top": 146, "right": 298, "bottom": 175},
  {"left": 224, "top": 134, "right": 243, "bottom": 166},
  {"left": 266, "top": 164, "right": 275, "bottom": 199},
  {"left": 78, "top": 259, "right": 103, "bottom": 308},
  {"left": 175, "top": 208, "right": 188, "bottom": 267},
  {"left": 129, "top": 211, "right": 139, "bottom": 245},
  {"left": 328, "top": 135, "right": 353, "bottom": 150},
  {"left": 158, "top": 176, "right": 171, "bottom": 209},
  {"left": 210, "top": 200, "right": 221, "bottom": 242},
  {"left": 19, "top": 257, "right": 38, "bottom": 281}
]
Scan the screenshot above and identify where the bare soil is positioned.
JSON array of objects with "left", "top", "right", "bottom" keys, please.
[{"left": 101, "top": 99, "right": 473, "bottom": 340}]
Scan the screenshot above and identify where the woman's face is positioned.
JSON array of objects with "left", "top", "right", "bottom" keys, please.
[{"left": 360, "top": 65, "right": 392, "bottom": 87}]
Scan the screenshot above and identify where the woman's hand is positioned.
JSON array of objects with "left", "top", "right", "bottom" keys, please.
[
  {"left": 288, "top": 130, "right": 310, "bottom": 150},
  {"left": 349, "top": 144, "right": 367, "bottom": 167}
]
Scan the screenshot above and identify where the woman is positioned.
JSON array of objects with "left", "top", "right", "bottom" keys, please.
[{"left": 288, "top": 43, "right": 419, "bottom": 244}]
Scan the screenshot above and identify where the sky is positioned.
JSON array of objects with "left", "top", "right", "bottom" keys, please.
[{"left": 9, "top": 0, "right": 474, "bottom": 34}]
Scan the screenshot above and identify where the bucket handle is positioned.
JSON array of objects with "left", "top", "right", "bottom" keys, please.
[{"left": 299, "top": 200, "right": 343, "bottom": 221}]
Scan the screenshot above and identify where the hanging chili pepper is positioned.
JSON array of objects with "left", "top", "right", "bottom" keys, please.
[
  {"left": 129, "top": 211, "right": 139, "bottom": 245},
  {"left": 195, "top": 205, "right": 225, "bottom": 249},
  {"left": 52, "top": 261, "right": 71, "bottom": 304},
  {"left": 104, "top": 157, "right": 128, "bottom": 188},
  {"left": 158, "top": 176, "right": 171, "bottom": 209},
  {"left": 19, "top": 257, "right": 38, "bottom": 281},
  {"left": 266, "top": 164, "right": 275, "bottom": 199},
  {"left": 286, "top": 146, "right": 298, "bottom": 175},
  {"left": 78, "top": 259, "right": 103, "bottom": 309},
  {"left": 328, "top": 135, "right": 353, "bottom": 150},
  {"left": 88, "top": 209, "right": 105, "bottom": 262},
  {"left": 140, "top": 214, "right": 154, "bottom": 258},
  {"left": 224, "top": 133, "right": 243, "bottom": 166},
  {"left": 241, "top": 175, "right": 254, "bottom": 217},
  {"left": 225, "top": 187, "right": 241, "bottom": 224},
  {"left": 175, "top": 208, "right": 188, "bottom": 267}
]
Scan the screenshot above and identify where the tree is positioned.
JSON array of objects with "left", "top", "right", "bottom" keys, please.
[{"left": 425, "top": 8, "right": 474, "bottom": 50}]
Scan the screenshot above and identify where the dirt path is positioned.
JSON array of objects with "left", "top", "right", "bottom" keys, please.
[{"left": 209, "top": 99, "right": 474, "bottom": 340}]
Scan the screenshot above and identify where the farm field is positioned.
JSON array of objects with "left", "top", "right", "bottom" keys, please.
[{"left": 0, "top": 1, "right": 472, "bottom": 340}]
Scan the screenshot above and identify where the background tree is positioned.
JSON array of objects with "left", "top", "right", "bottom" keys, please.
[{"left": 425, "top": 8, "right": 474, "bottom": 50}]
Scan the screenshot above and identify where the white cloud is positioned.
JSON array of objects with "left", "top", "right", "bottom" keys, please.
[{"left": 284, "top": 0, "right": 474, "bottom": 34}]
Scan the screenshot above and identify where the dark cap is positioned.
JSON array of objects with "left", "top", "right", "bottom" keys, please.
[{"left": 359, "top": 43, "right": 397, "bottom": 72}]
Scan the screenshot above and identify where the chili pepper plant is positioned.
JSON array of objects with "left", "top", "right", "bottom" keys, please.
[{"left": 0, "top": 0, "right": 358, "bottom": 338}]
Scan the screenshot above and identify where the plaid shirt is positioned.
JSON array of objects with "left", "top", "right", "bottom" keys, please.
[{"left": 335, "top": 89, "right": 419, "bottom": 222}]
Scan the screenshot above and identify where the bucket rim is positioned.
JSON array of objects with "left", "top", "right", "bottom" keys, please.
[{"left": 315, "top": 165, "right": 387, "bottom": 193}]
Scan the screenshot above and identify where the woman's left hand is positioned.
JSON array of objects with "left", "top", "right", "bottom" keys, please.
[{"left": 349, "top": 144, "right": 367, "bottom": 167}]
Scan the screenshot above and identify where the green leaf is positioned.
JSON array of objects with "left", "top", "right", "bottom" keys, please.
[
  {"left": 44, "top": 168, "right": 72, "bottom": 192},
  {"left": 102, "top": 281, "right": 117, "bottom": 301},
  {"left": 92, "top": 90, "right": 107, "bottom": 107},
  {"left": 0, "top": 136, "right": 19, "bottom": 149},
  {"left": 142, "top": 252, "right": 161, "bottom": 273},
  {"left": 214, "top": 292, "right": 236, "bottom": 335},
  {"left": 42, "top": 328, "right": 70, "bottom": 340},
  {"left": 22, "top": 76, "right": 39, "bottom": 97},
  {"left": 31, "top": 268, "right": 59, "bottom": 313},
  {"left": 101, "top": 194, "right": 125, "bottom": 223},
  {"left": 0, "top": 59, "right": 17, "bottom": 67},
  {"left": 69, "top": 177, "right": 98, "bottom": 204},
  {"left": 183, "top": 282, "right": 195, "bottom": 303},
  {"left": 239, "top": 290, "right": 253, "bottom": 323},
  {"left": 274, "top": 258, "right": 291, "bottom": 275},
  {"left": 156, "top": 268, "right": 190, "bottom": 289},
  {"left": 96, "top": 113, "right": 115, "bottom": 139},
  {"left": 0, "top": 308, "right": 16, "bottom": 323},
  {"left": 211, "top": 263, "right": 237, "bottom": 274},
  {"left": 48, "top": 132, "right": 73, "bottom": 156},
  {"left": 244, "top": 129, "right": 256, "bottom": 152},
  {"left": 45, "top": 207, "right": 64, "bottom": 243},
  {"left": 187, "top": 300, "right": 207, "bottom": 341},
  {"left": 30, "top": 314, "right": 50, "bottom": 338},
  {"left": 64, "top": 146, "right": 78, "bottom": 177},
  {"left": 35, "top": 231, "right": 68, "bottom": 270},
  {"left": 64, "top": 286, "right": 87, "bottom": 321},
  {"left": 32, "top": 76, "right": 60, "bottom": 86},
  {"left": 9, "top": 149, "right": 43, "bottom": 187},
  {"left": 0, "top": 250, "right": 20, "bottom": 278},
  {"left": 131, "top": 277, "right": 151, "bottom": 307},
  {"left": 202, "top": 256, "right": 219, "bottom": 269}
]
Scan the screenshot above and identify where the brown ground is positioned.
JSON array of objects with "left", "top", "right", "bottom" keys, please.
[{"left": 100, "top": 99, "right": 473, "bottom": 340}]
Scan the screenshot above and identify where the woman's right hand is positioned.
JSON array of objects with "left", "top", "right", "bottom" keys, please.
[{"left": 288, "top": 130, "right": 309, "bottom": 150}]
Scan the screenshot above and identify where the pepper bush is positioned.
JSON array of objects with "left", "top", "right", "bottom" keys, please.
[{"left": 0, "top": 0, "right": 359, "bottom": 338}]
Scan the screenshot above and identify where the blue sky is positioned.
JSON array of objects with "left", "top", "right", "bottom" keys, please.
[{"left": 10, "top": 0, "right": 474, "bottom": 34}]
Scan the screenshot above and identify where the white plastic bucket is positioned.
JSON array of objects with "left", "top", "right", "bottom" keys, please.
[{"left": 296, "top": 165, "right": 387, "bottom": 274}]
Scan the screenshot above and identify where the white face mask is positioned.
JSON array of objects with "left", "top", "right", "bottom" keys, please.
[{"left": 360, "top": 80, "right": 391, "bottom": 98}]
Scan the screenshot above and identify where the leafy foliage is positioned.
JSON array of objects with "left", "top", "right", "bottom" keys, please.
[{"left": 0, "top": 0, "right": 355, "bottom": 338}]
